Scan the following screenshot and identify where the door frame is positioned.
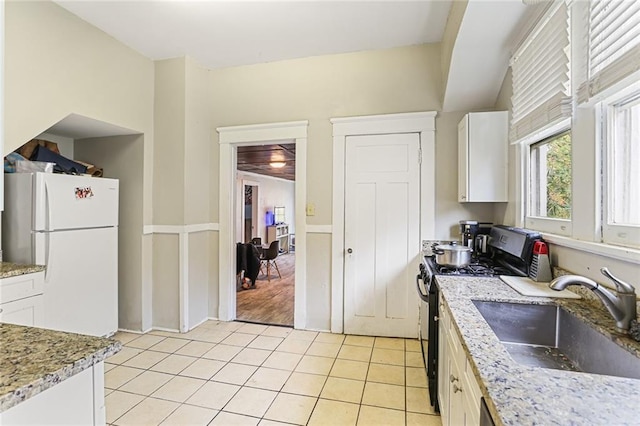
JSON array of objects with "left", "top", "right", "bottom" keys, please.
[
  {"left": 330, "top": 112, "right": 437, "bottom": 334},
  {"left": 239, "top": 180, "right": 260, "bottom": 243},
  {"left": 217, "top": 121, "right": 308, "bottom": 328}
]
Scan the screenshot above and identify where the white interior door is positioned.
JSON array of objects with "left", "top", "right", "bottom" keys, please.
[{"left": 344, "top": 133, "right": 420, "bottom": 337}]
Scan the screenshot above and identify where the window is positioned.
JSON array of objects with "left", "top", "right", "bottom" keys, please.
[
  {"left": 529, "top": 131, "right": 572, "bottom": 220},
  {"left": 603, "top": 90, "right": 640, "bottom": 247}
]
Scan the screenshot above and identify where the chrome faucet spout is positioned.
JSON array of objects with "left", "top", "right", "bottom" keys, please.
[{"left": 549, "top": 267, "right": 637, "bottom": 334}]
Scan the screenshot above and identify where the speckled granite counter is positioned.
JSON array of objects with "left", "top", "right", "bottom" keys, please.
[
  {"left": 0, "top": 262, "right": 45, "bottom": 279},
  {"left": 437, "top": 276, "right": 640, "bottom": 426},
  {"left": 0, "top": 323, "right": 121, "bottom": 412}
]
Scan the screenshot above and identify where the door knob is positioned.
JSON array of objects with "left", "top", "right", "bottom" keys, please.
[{"left": 347, "top": 248, "right": 353, "bottom": 254}]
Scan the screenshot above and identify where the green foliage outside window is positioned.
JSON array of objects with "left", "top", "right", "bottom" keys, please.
[{"left": 545, "top": 133, "right": 572, "bottom": 219}]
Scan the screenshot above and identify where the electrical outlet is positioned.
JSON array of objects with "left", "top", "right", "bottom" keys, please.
[{"left": 306, "top": 203, "right": 316, "bottom": 216}]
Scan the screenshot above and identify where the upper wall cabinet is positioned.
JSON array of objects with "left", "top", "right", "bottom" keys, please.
[{"left": 458, "top": 111, "right": 508, "bottom": 203}]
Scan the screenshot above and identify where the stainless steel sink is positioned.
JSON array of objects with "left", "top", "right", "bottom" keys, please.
[{"left": 472, "top": 300, "right": 640, "bottom": 379}]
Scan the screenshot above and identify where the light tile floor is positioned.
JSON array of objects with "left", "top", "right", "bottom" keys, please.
[{"left": 106, "top": 321, "right": 442, "bottom": 426}]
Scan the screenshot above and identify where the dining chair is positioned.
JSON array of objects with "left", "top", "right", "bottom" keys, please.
[{"left": 260, "top": 240, "right": 281, "bottom": 281}]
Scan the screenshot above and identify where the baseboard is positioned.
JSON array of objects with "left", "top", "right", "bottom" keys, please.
[{"left": 116, "top": 327, "right": 146, "bottom": 335}]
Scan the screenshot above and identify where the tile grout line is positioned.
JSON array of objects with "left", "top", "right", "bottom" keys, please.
[{"left": 109, "top": 324, "right": 437, "bottom": 426}]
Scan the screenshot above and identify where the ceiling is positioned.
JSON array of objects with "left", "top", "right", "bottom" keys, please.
[
  {"left": 237, "top": 143, "right": 296, "bottom": 181},
  {"left": 48, "top": 0, "right": 534, "bottom": 138},
  {"left": 54, "top": 1, "right": 453, "bottom": 70}
]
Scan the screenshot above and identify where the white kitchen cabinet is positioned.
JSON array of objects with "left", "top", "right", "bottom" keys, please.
[
  {"left": 0, "top": 362, "right": 106, "bottom": 425},
  {"left": 437, "top": 296, "right": 450, "bottom": 426},
  {"left": 458, "top": 111, "right": 508, "bottom": 202},
  {"left": 438, "top": 293, "right": 482, "bottom": 426},
  {"left": 0, "top": 271, "right": 45, "bottom": 327}
]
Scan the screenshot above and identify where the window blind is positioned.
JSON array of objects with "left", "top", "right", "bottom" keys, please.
[
  {"left": 578, "top": 0, "right": 640, "bottom": 103},
  {"left": 510, "top": 2, "right": 571, "bottom": 142}
]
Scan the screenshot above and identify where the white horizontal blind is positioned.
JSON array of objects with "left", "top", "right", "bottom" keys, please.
[
  {"left": 511, "top": 2, "right": 571, "bottom": 141},
  {"left": 578, "top": 0, "right": 640, "bottom": 102}
]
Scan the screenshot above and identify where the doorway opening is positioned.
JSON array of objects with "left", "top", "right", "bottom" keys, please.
[
  {"left": 217, "top": 120, "right": 307, "bottom": 329},
  {"left": 235, "top": 143, "right": 296, "bottom": 327}
]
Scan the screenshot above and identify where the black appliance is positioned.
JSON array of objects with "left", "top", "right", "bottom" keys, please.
[{"left": 416, "top": 225, "right": 543, "bottom": 411}]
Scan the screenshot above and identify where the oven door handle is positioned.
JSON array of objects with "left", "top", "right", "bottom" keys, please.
[{"left": 416, "top": 274, "right": 430, "bottom": 302}]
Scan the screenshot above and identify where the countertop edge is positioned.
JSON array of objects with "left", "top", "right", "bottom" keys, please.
[
  {"left": 0, "top": 340, "right": 121, "bottom": 412},
  {"left": 0, "top": 262, "right": 46, "bottom": 279},
  {"left": 436, "top": 275, "right": 640, "bottom": 426}
]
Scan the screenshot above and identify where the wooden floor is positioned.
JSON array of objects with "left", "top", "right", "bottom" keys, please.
[{"left": 236, "top": 252, "right": 294, "bottom": 326}]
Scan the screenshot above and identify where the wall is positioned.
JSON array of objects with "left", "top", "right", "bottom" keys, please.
[
  {"left": 208, "top": 44, "right": 502, "bottom": 330},
  {"left": 237, "top": 171, "right": 295, "bottom": 244},
  {"left": 152, "top": 57, "right": 214, "bottom": 330},
  {"left": 434, "top": 112, "right": 497, "bottom": 240},
  {"left": 4, "top": 0, "right": 155, "bottom": 332},
  {"left": 75, "top": 134, "right": 146, "bottom": 332}
]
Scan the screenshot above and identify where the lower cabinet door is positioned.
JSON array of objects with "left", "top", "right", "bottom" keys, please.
[{"left": 0, "top": 294, "right": 44, "bottom": 327}]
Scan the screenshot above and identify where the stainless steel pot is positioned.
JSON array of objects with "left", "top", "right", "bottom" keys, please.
[{"left": 434, "top": 243, "right": 473, "bottom": 268}]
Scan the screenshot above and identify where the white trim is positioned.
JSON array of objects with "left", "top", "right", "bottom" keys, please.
[
  {"left": 117, "top": 327, "right": 146, "bottom": 334},
  {"left": 543, "top": 233, "right": 640, "bottom": 264},
  {"left": 331, "top": 112, "right": 437, "bottom": 136},
  {"left": 189, "top": 317, "right": 209, "bottom": 331},
  {"left": 143, "top": 223, "right": 219, "bottom": 235},
  {"left": 140, "top": 223, "right": 218, "bottom": 332},
  {"left": 178, "top": 232, "right": 188, "bottom": 333},
  {"left": 218, "top": 121, "right": 308, "bottom": 144},
  {"left": 520, "top": 119, "right": 573, "bottom": 236},
  {"left": 150, "top": 326, "right": 180, "bottom": 333},
  {"left": 331, "top": 111, "right": 437, "bottom": 334},
  {"left": 307, "top": 225, "right": 332, "bottom": 234},
  {"left": 217, "top": 121, "right": 308, "bottom": 330}
]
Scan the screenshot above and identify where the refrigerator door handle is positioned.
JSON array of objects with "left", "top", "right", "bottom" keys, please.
[
  {"left": 44, "top": 180, "right": 53, "bottom": 231},
  {"left": 44, "top": 232, "right": 51, "bottom": 283}
]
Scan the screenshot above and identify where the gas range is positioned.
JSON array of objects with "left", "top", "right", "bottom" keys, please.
[
  {"left": 421, "top": 255, "right": 513, "bottom": 278},
  {"left": 417, "top": 226, "right": 545, "bottom": 413}
]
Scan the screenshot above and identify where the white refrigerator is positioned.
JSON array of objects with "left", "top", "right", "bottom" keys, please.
[{"left": 3, "top": 172, "right": 119, "bottom": 337}]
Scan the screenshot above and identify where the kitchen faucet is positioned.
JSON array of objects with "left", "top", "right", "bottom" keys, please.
[{"left": 549, "top": 267, "right": 637, "bottom": 334}]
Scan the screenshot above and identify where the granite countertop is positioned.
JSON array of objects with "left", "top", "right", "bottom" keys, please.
[
  {"left": 436, "top": 275, "right": 640, "bottom": 426},
  {"left": 0, "top": 262, "right": 46, "bottom": 279},
  {"left": 0, "top": 324, "right": 121, "bottom": 412}
]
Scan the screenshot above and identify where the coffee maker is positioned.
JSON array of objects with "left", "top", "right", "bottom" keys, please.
[
  {"left": 459, "top": 220, "right": 493, "bottom": 254},
  {"left": 459, "top": 220, "right": 479, "bottom": 249}
]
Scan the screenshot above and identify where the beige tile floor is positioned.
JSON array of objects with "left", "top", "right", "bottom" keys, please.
[{"left": 105, "top": 321, "right": 442, "bottom": 426}]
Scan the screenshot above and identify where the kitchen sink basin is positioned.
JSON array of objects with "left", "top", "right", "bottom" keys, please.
[{"left": 472, "top": 300, "right": 640, "bottom": 379}]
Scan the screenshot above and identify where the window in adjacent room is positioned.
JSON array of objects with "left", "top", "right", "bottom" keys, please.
[
  {"left": 529, "top": 131, "right": 572, "bottom": 220},
  {"left": 602, "top": 90, "right": 640, "bottom": 248}
]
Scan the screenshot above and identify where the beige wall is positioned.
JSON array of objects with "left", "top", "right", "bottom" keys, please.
[
  {"left": 4, "top": 1, "right": 153, "bottom": 154},
  {"left": 208, "top": 44, "right": 442, "bottom": 226},
  {"left": 440, "top": 0, "right": 468, "bottom": 102},
  {"left": 4, "top": 0, "right": 155, "bottom": 332},
  {"left": 75, "top": 134, "right": 147, "bottom": 331},
  {"left": 434, "top": 112, "right": 497, "bottom": 240},
  {"left": 207, "top": 45, "right": 503, "bottom": 329},
  {"left": 154, "top": 58, "right": 187, "bottom": 225},
  {"left": 152, "top": 57, "right": 214, "bottom": 330}
]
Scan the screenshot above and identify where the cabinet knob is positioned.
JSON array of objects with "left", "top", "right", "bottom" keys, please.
[
  {"left": 460, "top": 195, "right": 466, "bottom": 200},
  {"left": 453, "top": 384, "right": 463, "bottom": 393},
  {"left": 449, "top": 374, "right": 458, "bottom": 383},
  {"left": 347, "top": 248, "right": 353, "bottom": 254},
  {"left": 434, "top": 316, "right": 439, "bottom": 322}
]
